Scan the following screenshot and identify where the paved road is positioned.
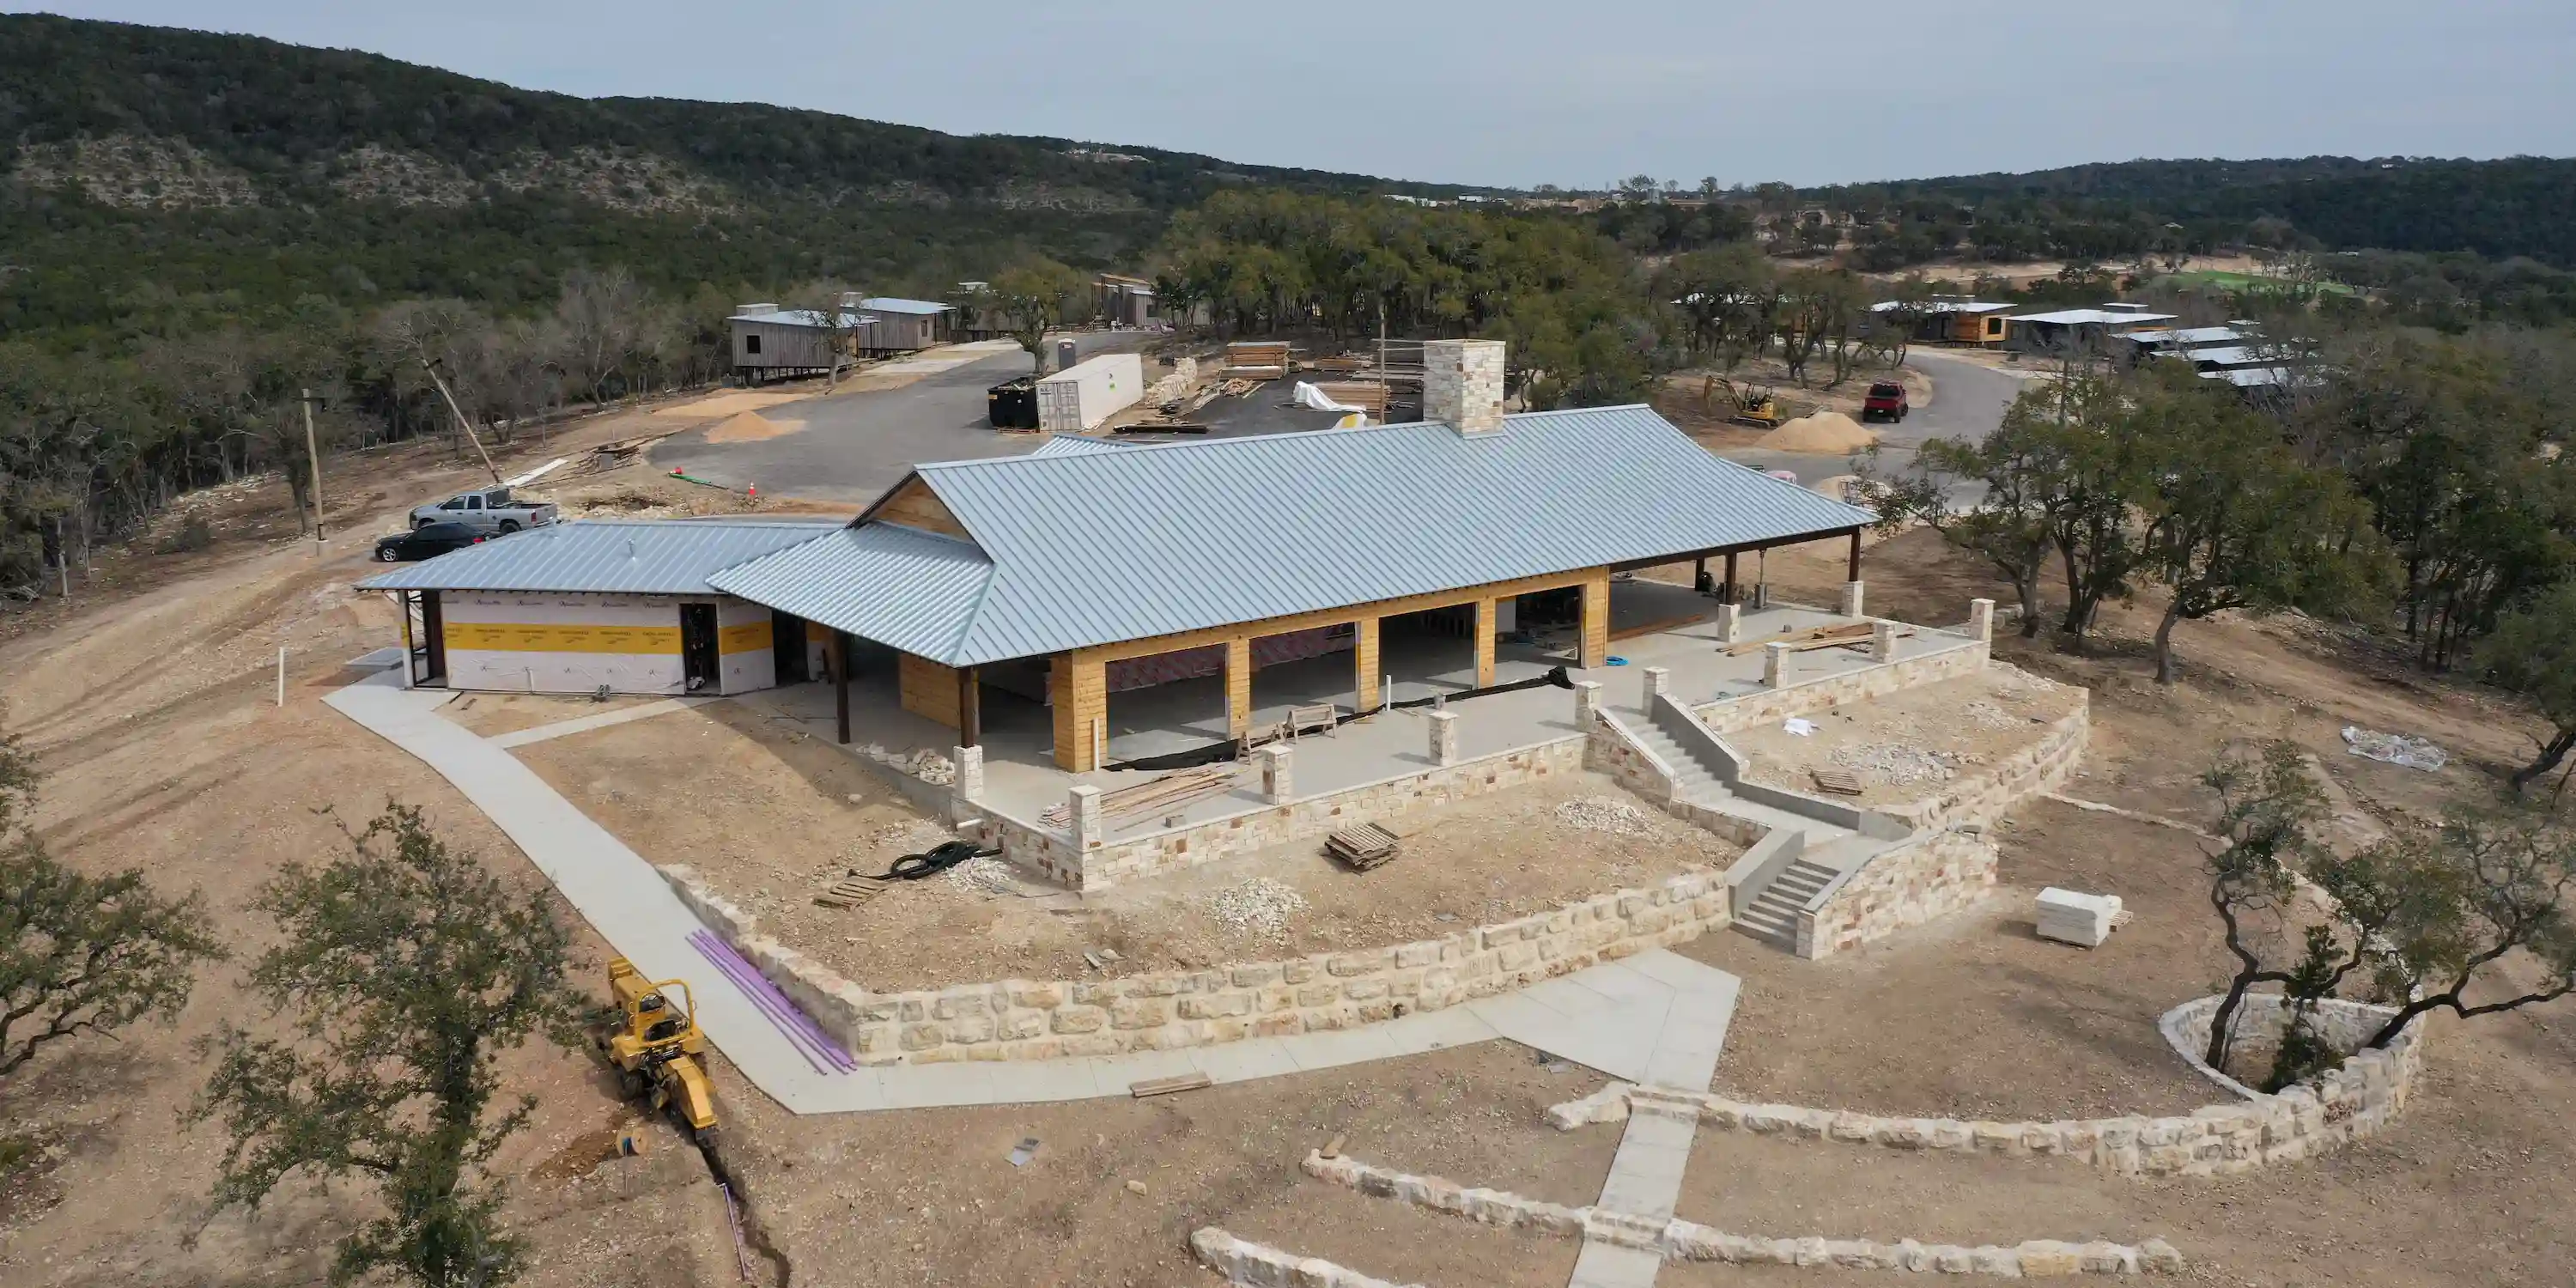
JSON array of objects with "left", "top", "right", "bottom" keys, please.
[
  {"left": 654, "top": 331, "right": 1151, "bottom": 505},
  {"left": 1714, "top": 349, "right": 2029, "bottom": 492}
]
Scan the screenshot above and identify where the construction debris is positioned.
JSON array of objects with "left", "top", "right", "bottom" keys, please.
[
  {"left": 1223, "top": 341, "right": 1291, "bottom": 379},
  {"left": 1007, "top": 1137, "right": 1041, "bottom": 1167},
  {"left": 1206, "top": 877, "right": 1308, "bottom": 937},
  {"left": 1552, "top": 796, "right": 1659, "bottom": 835},
  {"left": 1723, "top": 621, "right": 1913, "bottom": 656},
  {"left": 1326, "top": 823, "right": 1400, "bottom": 871},
  {"left": 1830, "top": 741, "right": 1958, "bottom": 786},
  {"left": 1810, "top": 768, "right": 1865, "bottom": 797}
]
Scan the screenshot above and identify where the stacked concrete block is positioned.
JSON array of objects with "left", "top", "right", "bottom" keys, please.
[
  {"left": 1838, "top": 580, "right": 1865, "bottom": 617},
  {"left": 1717, "top": 602, "right": 1741, "bottom": 645},
  {"left": 1968, "top": 597, "right": 1996, "bottom": 643},
  {"left": 1762, "top": 641, "right": 1792, "bottom": 689},
  {"left": 1257, "top": 744, "right": 1294, "bottom": 804},
  {"left": 1428, "top": 709, "right": 1458, "bottom": 766},
  {"left": 1870, "top": 620, "right": 1899, "bottom": 662},
  {"left": 1573, "top": 679, "right": 1601, "bottom": 731}
]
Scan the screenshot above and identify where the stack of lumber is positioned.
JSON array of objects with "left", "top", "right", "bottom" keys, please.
[
  {"left": 1722, "top": 622, "right": 1912, "bottom": 656},
  {"left": 1309, "top": 380, "right": 1389, "bottom": 415},
  {"left": 1326, "top": 823, "right": 1400, "bottom": 871},
  {"left": 1307, "top": 355, "right": 1374, "bottom": 374},
  {"left": 2036, "top": 887, "right": 2123, "bottom": 948},
  {"left": 1040, "top": 767, "right": 1240, "bottom": 829},
  {"left": 1224, "top": 341, "right": 1291, "bottom": 379},
  {"left": 813, "top": 873, "right": 889, "bottom": 910}
]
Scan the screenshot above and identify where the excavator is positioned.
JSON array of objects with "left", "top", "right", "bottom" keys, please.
[
  {"left": 1704, "top": 375, "right": 1786, "bottom": 429},
  {"left": 597, "top": 957, "right": 720, "bottom": 1147}
]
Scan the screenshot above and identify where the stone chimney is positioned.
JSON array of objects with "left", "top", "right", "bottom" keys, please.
[{"left": 1422, "top": 339, "right": 1506, "bottom": 435}]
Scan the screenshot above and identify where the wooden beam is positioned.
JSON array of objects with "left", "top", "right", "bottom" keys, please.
[
  {"left": 1224, "top": 637, "right": 1252, "bottom": 739},
  {"left": 1077, "top": 565, "right": 1610, "bottom": 667},
  {"left": 1847, "top": 528, "right": 1863, "bottom": 582},
  {"left": 1722, "top": 551, "right": 1739, "bottom": 605},
  {"left": 957, "top": 665, "right": 981, "bottom": 749},
  {"left": 1473, "top": 598, "right": 1497, "bottom": 689},
  {"left": 1578, "top": 574, "right": 1609, "bottom": 669},
  {"left": 1353, "top": 617, "right": 1381, "bottom": 713}
]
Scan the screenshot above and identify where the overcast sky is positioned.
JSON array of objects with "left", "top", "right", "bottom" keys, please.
[{"left": 16, "top": 1, "right": 2574, "bottom": 187}]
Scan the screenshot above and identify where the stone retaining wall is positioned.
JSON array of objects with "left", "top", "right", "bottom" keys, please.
[
  {"left": 975, "top": 736, "right": 1589, "bottom": 891},
  {"left": 1795, "top": 829, "right": 2000, "bottom": 959},
  {"left": 1694, "top": 636, "right": 1990, "bottom": 734},
  {"left": 1188, "top": 1228, "right": 1417, "bottom": 1288},
  {"left": 1874, "top": 689, "right": 2091, "bottom": 835},
  {"left": 658, "top": 864, "right": 1730, "bottom": 1066},
  {"left": 1550, "top": 995, "right": 2425, "bottom": 1178},
  {"left": 1301, "top": 1150, "right": 2180, "bottom": 1276}
]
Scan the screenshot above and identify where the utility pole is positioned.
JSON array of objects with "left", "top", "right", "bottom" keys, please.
[
  {"left": 301, "top": 387, "right": 326, "bottom": 550},
  {"left": 422, "top": 361, "right": 506, "bottom": 488}
]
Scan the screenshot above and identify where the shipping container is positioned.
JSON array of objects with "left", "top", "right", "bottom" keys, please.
[{"left": 1035, "top": 352, "right": 1144, "bottom": 434}]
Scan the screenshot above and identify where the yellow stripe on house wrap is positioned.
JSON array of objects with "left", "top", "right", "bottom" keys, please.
[
  {"left": 445, "top": 623, "right": 683, "bottom": 653},
  {"left": 719, "top": 620, "right": 773, "bottom": 654}
]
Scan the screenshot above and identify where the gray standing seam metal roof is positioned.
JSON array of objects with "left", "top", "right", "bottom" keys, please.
[
  {"left": 703, "top": 523, "right": 993, "bottom": 659},
  {"left": 1024, "top": 435, "right": 1131, "bottom": 459},
  {"left": 860, "top": 297, "right": 955, "bottom": 315},
  {"left": 355, "top": 519, "right": 843, "bottom": 595},
  {"left": 714, "top": 404, "right": 1874, "bottom": 667}
]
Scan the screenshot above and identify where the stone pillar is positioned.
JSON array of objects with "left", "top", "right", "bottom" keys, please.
[
  {"left": 1257, "top": 744, "right": 1293, "bottom": 804},
  {"left": 1967, "top": 598, "right": 1995, "bottom": 643},
  {"left": 1838, "top": 580, "right": 1865, "bottom": 618},
  {"left": 1763, "top": 641, "right": 1792, "bottom": 690},
  {"left": 1870, "top": 620, "right": 1898, "bottom": 663},
  {"left": 1422, "top": 338, "right": 1507, "bottom": 435},
  {"left": 1642, "top": 665, "right": 1669, "bottom": 706},
  {"left": 1716, "top": 602, "right": 1741, "bottom": 646},
  {"left": 951, "top": 744, "right": 984, "bottom": 804},
  {"left": 1068, "top": 785, "right": 1103, "bottom": 853},
  {"left": 1573, "top": 680, "right": 1601, "bottom": 730},
  {"left": 1428, "top": 709, "right": 1459, "bottom": 766}
]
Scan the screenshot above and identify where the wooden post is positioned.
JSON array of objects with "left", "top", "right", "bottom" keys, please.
[
  {"left": 301, "top": 387, "right": 325, "bottom": 548},
  {"left": 1722, "top": 550, "right": 1739, "bottom": 605},
  {"left": 833, "top": 632, "right": 851, "bottom": 745},
  {"left": 1847, "top": 528, "right": 1863, "bottom": 582},
  {"left": 1224, "top": 636, "right": 1253, "bottom": 739},
  {"left": 957, "top": 665, "right": 981, "bottom": 749},
  {"left": 1352, "top": 617, "right": 1382, "bottom": 713},
  {"left": 1578, "top": 574, "right": 1609, "bottom": 670},
  {"left": 1051, "top": 653, "right": 1108, "bottom": 772},
  {"left": 1470, "top": 598, "right": 1496, "bottom": 689}
]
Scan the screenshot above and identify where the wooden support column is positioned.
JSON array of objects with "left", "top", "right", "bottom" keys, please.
[
  {"left": 1847, "top": 528, "right": 1863, "bottom": 582},
  {"left": 1224, "top": 636, "right": 1253, "bottom": 739},
  {"left": 957, "top": 665, "right": 981, "bottom": 749},
  {"left": 1049, "top": 653, "right": 1107, "bottom": 772},
  {"left": 832, "top": 631, "right": 851, "bottom": 745},
  {"left": 1578, "top": 573, "right": 1610, "bottom": 670},
  {"left": 1353, "top": 617, "right": 1382, "bottom": 712},
  {"left": 1722, "top": 550, "right": 1739, "bottom": 605},
  {"left": 1473, "top": 598, "right": 1498, "bottom": 690}
]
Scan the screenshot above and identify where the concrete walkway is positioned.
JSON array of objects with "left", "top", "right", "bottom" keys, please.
[
  {"left": 488, "top": 696, "right": 720, "bottom": 749},
  {"left": 327, "top": 671, "right": 1746, "bottom": 1117}
]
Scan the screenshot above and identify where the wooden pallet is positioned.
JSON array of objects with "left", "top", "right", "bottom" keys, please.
[
  {"left": 1811, "top": 768, "right": 1864, "bottom": 797},
  {"left": 813, "top": 874, "right": 889, "bottom": 909},
  {"left": 1326, "top": 823, "right": 1400, "bottom": 871}
]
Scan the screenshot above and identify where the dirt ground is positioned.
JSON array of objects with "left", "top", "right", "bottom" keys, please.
[
  {"left": 1653, "top": 356, "right": 1930, "bottom": 447},
  {"left": 520, "top": 709, "right": 1735, "bottom": 990},
  {"left": 442, "top": 690, "right": 680, "bottom": 738},
  {"left": 1727, "top": 666, "right": 2088, "bottom": 808},
  {"left": 9, "top": 429, "right": 2576, "bottom": 1286}
]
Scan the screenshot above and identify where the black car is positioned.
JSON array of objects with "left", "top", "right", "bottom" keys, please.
[{"left": 374, "top": 520, "right": 486, "bottom": 562}]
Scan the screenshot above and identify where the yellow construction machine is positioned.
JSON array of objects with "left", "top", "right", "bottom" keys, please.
[
  {"left": 1707, "top": 376, "right": 1786, "bottom": 428},
  {"left": 598, "top": 957, "right": 719, "bottom": 1145}
]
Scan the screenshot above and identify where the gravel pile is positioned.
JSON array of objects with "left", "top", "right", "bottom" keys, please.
[
  {"left": 1831, "top": 741, "right": 1959, "bottom": 786},
  {"left": 1962, "top": 700, "right": 2023, "bottom": 730},
  {"left": 941, "top": 855, "right": 1023, "bottom": 896},
  {"left": 1205, "top": 878, "right": 1309, "bottom": 938},
  {"left": 1552, "top": 796, "right": 1661, "bottom": 835},
  {"left": 854, "top": 744, "right": 955, "bottom": 785}
]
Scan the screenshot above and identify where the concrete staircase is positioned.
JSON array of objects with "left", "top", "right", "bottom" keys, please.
[{"left": 1618, "top": 713, "right": 1870, "bottom": 952}]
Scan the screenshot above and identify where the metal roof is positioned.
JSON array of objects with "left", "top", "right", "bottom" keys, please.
[
  {"left": 1870, "top": 299, "right": 2014, "bottom": 314},
  {"left": 2123, "top": 325, "right": 2245, "bottom": 348},
  {"left": 2169, "top": 344, "right": 2275, "bottom": 368},
  {"left": 1024, "top": 435, "right": 1131, "bottom": 459},
  {"left": 2004, "top": 308, "right": 2180, "bottom": 326},
  {"left": 728, "top": 308, "right": 870, "bottom": 329},
  {"left": 859, "top": 297, "right": 954, "bottom": 315},
  {"left": 706, "top": 523, "right": 994, "bottom": 659},
  {"left": 732, "top": 405, "right": 1871, "bottom": 666},
  {"left": 355, "top": 519, "right": 841, "bottom": 595}
]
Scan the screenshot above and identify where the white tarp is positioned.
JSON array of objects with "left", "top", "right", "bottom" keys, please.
[
  {"left": 2342, "top": 726, "right": 2447, "bottom": 773},
  {"left": 1292, "top": 380, "right": 1364, "bottom": 414}
]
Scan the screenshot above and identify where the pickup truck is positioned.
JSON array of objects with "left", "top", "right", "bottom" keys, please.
[{"left": 410, "top": 487, "right": 557, "bottom": 534}]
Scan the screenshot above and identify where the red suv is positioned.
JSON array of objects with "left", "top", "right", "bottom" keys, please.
[{"left": 1862, "top": 381, "right": 1910, "bottom": 422}]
